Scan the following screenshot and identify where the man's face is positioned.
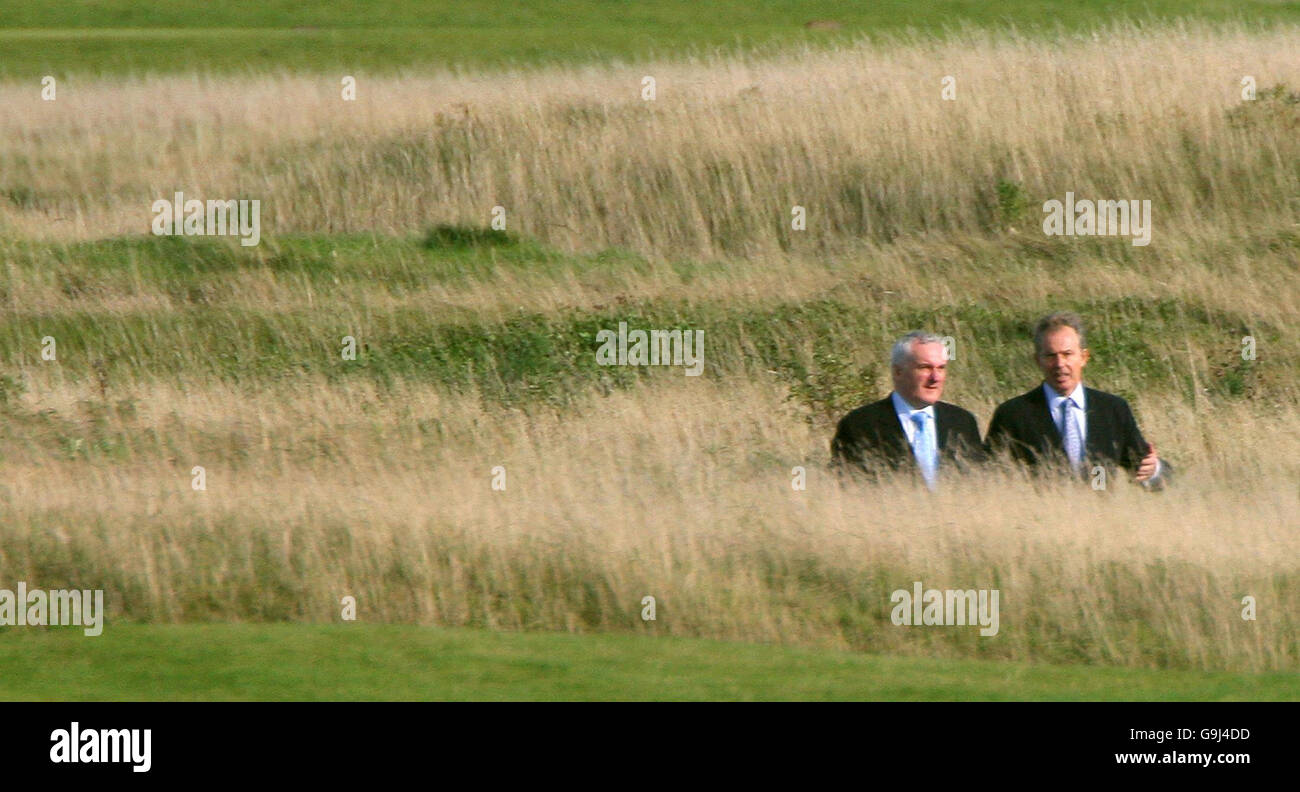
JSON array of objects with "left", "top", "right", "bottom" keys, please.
[
  {"left": 1036, "top": 326, "right": 1090, "bottom": 395},
  {"left": 892, "top": 342, "right": 947, "bottom": 407}
]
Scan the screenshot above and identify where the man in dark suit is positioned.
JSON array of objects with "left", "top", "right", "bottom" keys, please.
[
  {"left": 985, "top": 311, "right": 1169, "bottom": 489},
  {"left": 831, "top": 331, "right": 985, "bottom": 487}
]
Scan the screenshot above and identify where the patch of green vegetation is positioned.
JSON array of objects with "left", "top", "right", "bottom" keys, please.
[
  {"left": 1226, "top": 82, "right": 1300, "bottom": 129},
  {"left": 422, "top": 223, "right": 517, "bottom": 250},
  {"left": 0, "top": 624, "right": 1295, "bottom": 701},
  {"left": 0, "top": 233, "right": 659, "bottom": 302},
  {"left": 994, "top": 179, "right": 1031, "bottom": 229},
  {"left": 782, "top": 349, "right": 881, "bottom": 427},
  {"left": 0, "top": 236, "right": 1287, "bottom": 417}
]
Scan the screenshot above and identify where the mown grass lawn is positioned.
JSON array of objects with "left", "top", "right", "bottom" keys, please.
[
  {"left": 1, "top": 625, "right": 1295, "bottom": 701},
  {"left": 2, "top": 0, "right": 1298, "bottom": 76}
]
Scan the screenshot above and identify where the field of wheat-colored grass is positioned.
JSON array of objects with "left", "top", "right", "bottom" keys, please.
[
  {"left": 1, "top": 22, "right": 1297, "bottom": 672},
  {"left": 3, "top": 23, "right": 1298, "bottom": 255},
  {"left": 1, "top": 373, "right": 1296, "bottom": 669}
]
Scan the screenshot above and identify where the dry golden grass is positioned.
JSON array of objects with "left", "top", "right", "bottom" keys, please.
[
  {"left": 1, "top": 372, "right": 1296, "bottom": 670},
  {"left": 1, "top": 23, "right": 1297, "bottom": 256}
]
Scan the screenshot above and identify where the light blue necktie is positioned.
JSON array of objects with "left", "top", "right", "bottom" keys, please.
[
  {"left": 1061, "top": 397, "right": 1084, "bottom": 472},
  {"left": 910, "top": 411, "right": 938, "bottom": 488}
]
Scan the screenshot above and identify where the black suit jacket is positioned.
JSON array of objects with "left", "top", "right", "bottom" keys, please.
[
  {"left": 985, "top": 383, "right": 1170, "bottom": 486},
  {"left": 831, "top": 395, "right": 986, "bottom": 479}
]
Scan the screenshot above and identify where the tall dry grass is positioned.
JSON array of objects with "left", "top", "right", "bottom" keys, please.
[
  {"left": 0, "top": 22, "right": 1297, "bottom": 257},
  {"left": 1, "top": 374, "right": 1296, "bottom": 670}
]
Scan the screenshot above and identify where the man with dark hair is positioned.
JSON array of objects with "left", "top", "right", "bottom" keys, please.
[
  {"left": 831, "top": 331, "right": 985, "bottom": 487},
  {"left": 985, "top": 311, "right": 1170, "bottom": 488}
]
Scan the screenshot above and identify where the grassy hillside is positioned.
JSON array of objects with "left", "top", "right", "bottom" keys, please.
[
  {"left": 0, "top": 21, "right": 1296, "bottom": 681},
  {"left": 5, "top": 26, "right": 1299, "bottom": 258},
  {"left": 2, "top": 0, "right": 1300, "bottom": 76},
  {"left": 3, "top": 625, "right": 1296, "bottom": 701}
]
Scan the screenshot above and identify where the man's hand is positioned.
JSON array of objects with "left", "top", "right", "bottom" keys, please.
[{"left": 1136, "top": 442, "right": 1159, "bottom": 482}]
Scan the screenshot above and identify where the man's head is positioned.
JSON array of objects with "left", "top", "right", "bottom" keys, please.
[
  {"left": 890, "top": 331, "right": 948, "bottom": 408},
  {"left": 1033, "top": 311, "right": 1091, "bottom": 396}
]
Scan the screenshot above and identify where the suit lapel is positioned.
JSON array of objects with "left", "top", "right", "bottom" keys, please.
[
  {"left": 933, "top": 403, "right": 950, "bottom": 450},
  {"left": 876, "top": 396, "right": 909, "bottom": 451},
  {"left": 873, "top": 395, "right": 917, "bottom": 469},
  {"left": 1082, "top": 386, "right": 1105, "bottom": 456},
  {"left": 1030, "top": 385, "right": 1063, "bottom": 451}
]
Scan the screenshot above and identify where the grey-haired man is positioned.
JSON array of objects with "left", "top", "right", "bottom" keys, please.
[{"left": 832, "top": 331, "right": 985, "bottom": 486}]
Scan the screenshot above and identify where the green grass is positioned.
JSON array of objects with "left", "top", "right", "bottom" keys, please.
[
  {"left": 1, "top": 624, "right": 1296, "bottom": 700},
  {"left": 0, "top": 233, "right": 1284, "bottom": 414},
  {"left": 2, "top": 0, "right": 1299, "bottom": 77}
]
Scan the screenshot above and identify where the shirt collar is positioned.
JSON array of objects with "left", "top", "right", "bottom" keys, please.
[
  {"left": 891, "top": 391, "right": 936, "bottom": 420},
  {"left": 1043, "top": 381, "right": 1085, "bottom": 409}
]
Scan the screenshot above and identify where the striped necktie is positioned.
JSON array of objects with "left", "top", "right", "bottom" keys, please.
[
  {"left": 1061, "top": 397, "right": 1083, "bottom": 472},
  {"left": 910, "top": 411, "right": 938, "bottom": 488}
]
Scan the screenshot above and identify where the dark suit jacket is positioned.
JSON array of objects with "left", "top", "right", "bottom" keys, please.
[
  {"left": 831, "top": 395, "right": 986, "bottom": 479},
  {"left": 984, "top": 383, "right": 1170, "bottom": 487}
]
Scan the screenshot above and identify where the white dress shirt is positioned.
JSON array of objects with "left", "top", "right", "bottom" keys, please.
[
  {"left": 891, "top": 391, "right": 938, "bottom": 463},
  {"left": 1044, "top": 382, "right": 1087, "bottom": 441},
  {"left": 1043, "top": 381, "right": 1161, "bottom": 480}
]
